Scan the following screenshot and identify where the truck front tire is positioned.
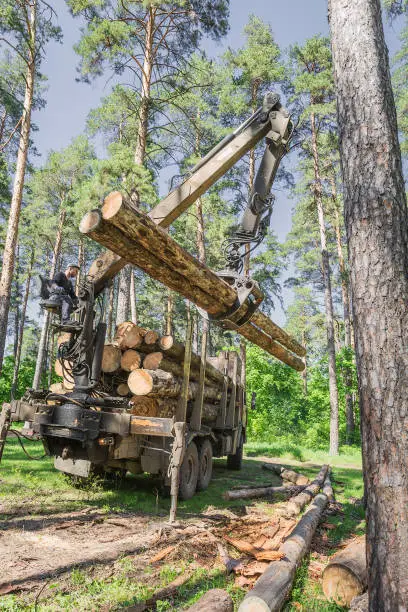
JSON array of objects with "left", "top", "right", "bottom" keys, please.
[
  {"left": 179, "top": 441, "right": 199, "bottom": 500},
  {"left": 197, "top": 439, "right": 213, "bottom": 491}
]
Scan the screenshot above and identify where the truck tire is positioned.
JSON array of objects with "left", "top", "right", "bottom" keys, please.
[
  {"left": 179, "top": 441, "right": 199, "bottom": 500},
  {"left": 197, "top": 439, "right": 213, "bottom": 491},
  {"left": 227, "top": 437, "right": 243, "bottom": 471}
]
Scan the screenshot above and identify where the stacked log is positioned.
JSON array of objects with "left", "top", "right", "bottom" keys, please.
[{"left": 98, "top": 322, "right": 231, "bottom": 423}]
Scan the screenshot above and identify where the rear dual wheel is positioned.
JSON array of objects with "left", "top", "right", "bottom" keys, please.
[{"left": 179, "top": 439, "right": 213, "bottom": 500}]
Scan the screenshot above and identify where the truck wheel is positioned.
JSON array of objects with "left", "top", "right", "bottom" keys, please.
[
  {"left": 227, "top": 437, "right": 243, "bottom": 471},
  {"left": 179, "top": 441, "right": 199, "bottom": 500},
  {"left": 197, "top": 439, "right": 213, "bottom": 491}
]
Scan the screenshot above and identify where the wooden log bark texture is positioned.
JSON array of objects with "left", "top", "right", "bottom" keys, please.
[
  {"left": 262, "top": 463, "right": 310, "bottom": 486},
  {"left": 322, "top": 536, "right": 367, "bottom": 606},
  {"left": 186, "top": 588, "right": 233, "bottom": 612},
  {"left": 238, "top": 493, "right": 328, "bottom": 612},
  {"left": 284, "top": 464, "right": 329, "bottom": 517},
  {"left": 224, "top": 484, "right": 305, "bottom": 501}
]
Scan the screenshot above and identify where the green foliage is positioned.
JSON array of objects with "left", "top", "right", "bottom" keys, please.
[{"left": 0, "top": 355, "right": 36, "bottom": 402}]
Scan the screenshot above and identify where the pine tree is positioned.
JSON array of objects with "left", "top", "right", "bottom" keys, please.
[{"left": 0, "top": 0, "right": 61, "bottom": 374}]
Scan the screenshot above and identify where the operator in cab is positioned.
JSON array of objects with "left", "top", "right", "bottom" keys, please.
[{"left": 52, "top": 264, "right": 80, "bottom": 327}]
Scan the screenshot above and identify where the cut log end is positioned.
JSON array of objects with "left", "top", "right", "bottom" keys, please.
[
  {"left": 102, "top": 190, "right": 124, "bottom": 219},
  {"left": 144, "top": 330, "right": 160, "bottom": 345},
  {"left": 128, "top": 369, "right": 153, "bottom": 395},
  {"left": 102, "top": 345, "right": 122, "bottom": 373},
  {"left": 117, "top": 383, "right": 130, "bottom": 396},
  {"left": 322, "top": 565, "right": 365, "bottom": 606},
  {"left": 143, "top": 351, "right": 163, "bottom": 370},
  {"left": 121, "top": 349, "right": 142, "bottom": 372},
  {"left": 79, "top": 210, "right": 102, "bottom": 234},
  {"left": 159, "top": 335, "right": 174, "bottom": 350}
]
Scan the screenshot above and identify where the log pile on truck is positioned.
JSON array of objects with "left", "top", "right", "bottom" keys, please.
[{"left": 50, "top": 321, "right": 240, "bottom": 430}]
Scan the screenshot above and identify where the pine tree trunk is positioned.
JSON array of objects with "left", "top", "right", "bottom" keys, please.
[
  {"left": 165, "top": 290, "right": 174, "bottom": 336},
  {"left": 129, "top": 270, "right": 137, "bottom": 324},
  {"left": 310, "top": 111, "right": 339, "bottom": 456},
  {"left": 32, "top": 208, "right": 66, "bottom": 390},
  {"left": 116, "top": 264, "right": 131, "bottom": 325},
  {"left": 329, "top": 0, "right": 408, "bottom": 606},
  {"left": 330, "top": 173, "right": 355, "bottom": 443},
  {"left": 11, "top": 247, "right": 34, "bottom": 397},
  {"left": 134, "top": 6, "right": 155, "bottom": 166},
  {"left": 76, "top": 236, "right": 85, "bottom": 293},
  {"left": 301, "top": 329, "right": 308, "bottom": 395},
  {"left": 106, "top": 278, "right": 116, "bottom": 341},
  {"left": 0, "top": 1, "right": 36, "bottom": 375},
  {"left": 13, "top": 245, "right": 21, "bottom": 358}
]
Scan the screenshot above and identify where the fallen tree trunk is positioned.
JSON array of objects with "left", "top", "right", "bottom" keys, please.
[
  {"left": 224, "top": 484, "right": 305, "bottom": 501},
  {"left": 262, "top": 463, "right": 310, "bottom": 486},
  {"left": 186, "top": 589, "right": 233, "bottom": 612},
  {"left": 322, "top": 536, "right": 366, "bottom": 606},
  {"left": 80, "top": 208, "right": 305, "bottom": 370},
  {"left": 284, "top": 465, "right": 329, "bottom": 517},
  {"left": 238, "top": 493, "right": 328, "bottom": 612},
  {"left": 322, "top": 471, "right": 335, "bottom": 503}
]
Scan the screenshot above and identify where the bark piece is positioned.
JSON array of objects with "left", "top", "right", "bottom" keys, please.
[
  {"left": 284, "top": 465, "right": 329, "bottom": 517},
  {"left": 350, "top": 592, "right": 368, "bottom": 612},
  {"left": 149, "top": 545, "right": 175, "bottom": 564},
  {"left": 322, "top": 536, "right": 366, "bottom": 606},
  {"left": 101, "top": 345, "right": 122, "bottom": 373},
  {"left": 224, "top": 485, "right": 305, "bottom": 501},
  {"left": 120, "top": 349, "right": 142, "bottom": 372},
  {"left": 129, "top": 396, "right": 158, "bottom": 417},
  {"left": 186, "top": 589, "right": 233, "bottom": 612},
  {"left": 238, "top": 493, "right": 328, "bottom": 612}
]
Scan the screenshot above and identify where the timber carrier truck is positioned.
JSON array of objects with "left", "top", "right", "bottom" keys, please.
[{"left": 3, "top": 93, "right": 306, "bottom": 516}]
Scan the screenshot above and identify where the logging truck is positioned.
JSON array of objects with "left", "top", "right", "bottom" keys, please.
[{"left": 4, "top": 92, "right": 306, "bottom": 509}]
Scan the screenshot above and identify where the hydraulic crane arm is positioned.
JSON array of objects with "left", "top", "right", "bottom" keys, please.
[{"left": 88, "top": 92, "right": 293, "bottom": 295}]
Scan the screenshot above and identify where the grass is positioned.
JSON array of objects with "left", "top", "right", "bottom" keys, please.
[{"left": 0, "top": 435, "right": 364, "bottom": 611}]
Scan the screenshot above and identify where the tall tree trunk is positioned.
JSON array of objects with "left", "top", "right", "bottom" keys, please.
[
  {"left": 301, "top": 328, "right": 308, "bottom": 395},
  {"left": 116, "top": 265, "right": 131, "bottom": 325},
  {"left": 130, "top": 270, "right": 137, "bottom": 324},
  {"left": 330, "top": 172, "right": 355, "bottom": 443},
  {"left": 165, "top": 290, "right": 174, "bottom": 336},
  {"left": 13, "top": 245, "right": 21, "bottom": 358},
  {"left": 32, "top": 208, "right": 66, "bottom": 390},
  {"left": 0, "top": 1, "right": 36, "bottom": 375},
  {"left": 134, "top": 6, "right": 155, "bottom": 166},
  {"left": 310, "top": 111, "right": 339, "bottom": 456},
  {"left": 107, "top": 279, "right": 115, "bottom": 341},
  {"left": 11, "top": 247, "right": 34, "bottom": 398},
  {"left": 76, "top": 237, "right": 85, "bottom": 293},
  {"left": 329, "top": 0, "right": 408, "bottom": 606}
]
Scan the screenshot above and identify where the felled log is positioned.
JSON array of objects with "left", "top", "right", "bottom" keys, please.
[
  {"left": 101, "top": 344, "right": 122, "bottom": 373},
  {"left": 262, "top": 463, "right": 310, "bottom": 486},
  {"left": 127, "top": 368, "right": 222, "bottom": 403},
  {"left": 80, "top": 206, "right": 305, "bottom": 370},
  {"left": 284, "top": 465, "right": 329, "bottom": 517},
  {"left": 128, "top": 395, "right": 220, "bottom": 424},
  {"left": 238, "top": 493, "right": 328, "bottom": 612},
  {"left": 322, "top": 536, "right": 367, "bottom": 606},
  {"left": 120, "top": 349, "right": 142, "bottom": 372},
  {"left": 142, "top": 351, "right": 163, "bottom": 370},
  {"left": 144, "top": 330, "right": 160, "bottom": 345},
  {"left": 186, "top": 589, "right": 233, "bottom": 612},
  {"left": 322, "top": 471, "right": 335, "bottom": 503},
  {"left": 224, "top": 484, "right": 305, "bottom": 501}
]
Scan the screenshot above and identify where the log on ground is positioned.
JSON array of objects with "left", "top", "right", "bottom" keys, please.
[
  {"left": 262, "top": 463, "right": 310, "bottom": 486},
  {"left": 224, "top": 484, "right": 305, "bottom": 501},
  {"left": 186, "top": 588, "right": 233, "bottom": 612},
  {"left": 322, "top": 536, "right": 366, "bottom": 606},
  {"left": 322, "top": 471, "right": 335, "bottom": 503},
  {"left": 238, "top": 493, "right": 328, "bottom": 612},
  {"left": 284, "top": 465, "right": 329, "bottom": 517}
]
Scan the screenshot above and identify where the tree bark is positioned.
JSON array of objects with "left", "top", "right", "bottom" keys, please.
[
  {"left": 107, "top": 279, "right": 116, "bottom": 341},
  {"left": 284, "top": 464, "right": 329, "bottom": 517},
  {"left": 330, "top": 171, "right": 355, "bottom": 443},
  {"left": 11, "top": 247, "right": 34, "bottom": 397},
  {"left": 129, "top": 270, "right": 137, "bottom": 324},
  {"left": 310, "top": 111, "right": 339, "bottom": 455},
  {"left": 134, "top": 6, "right": 155, "bottom": 166},
  {"left": 224, "top": 484, "right": 305, "bottom": 501},
  {"left": 328, "top": 2, "right": 408, "bottom": 606},
  {"left": 33, "top": 208, "right": 66, "bottom": 390},
  {"left": 116, "top": 264, "right": 131, "bottom": 325},
  {"left": 0, "top": 1, "right": 36, "bottom": 375}
]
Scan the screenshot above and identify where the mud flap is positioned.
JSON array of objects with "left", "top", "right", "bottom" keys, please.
[{"left": 54, "top": 456, "right": 92, "bottom": 477}]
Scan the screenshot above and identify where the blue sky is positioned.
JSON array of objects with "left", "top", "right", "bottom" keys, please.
[{"left": 30, "top": 1, "right": 404, "bottom": 324}]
